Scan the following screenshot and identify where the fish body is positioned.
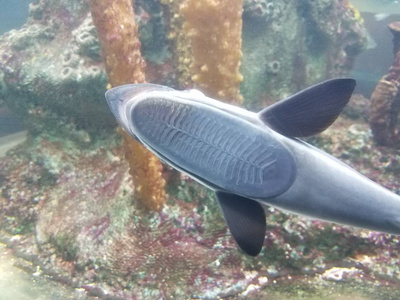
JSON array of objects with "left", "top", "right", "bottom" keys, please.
[{"left": 106, "top": 79, "right": 400, "bottom": 256}]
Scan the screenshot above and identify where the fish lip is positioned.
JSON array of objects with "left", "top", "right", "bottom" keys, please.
[
  {"left": 105, "top": 83, "right": 177, "bottom": 138},
  {"left": 105, "top": 86, "right": 135, "bottom": 135}
]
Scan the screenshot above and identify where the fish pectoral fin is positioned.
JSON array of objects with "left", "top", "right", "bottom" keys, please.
[
  {"left": 258, "top": 78, "right": 356, "bottom": 137},
  {"left": 216, "top": 191, "right": 266, "bottom": 256}
]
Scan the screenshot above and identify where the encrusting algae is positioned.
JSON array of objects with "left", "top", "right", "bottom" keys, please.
[
  {"left": 90, "top": 0, "right": 165, "bottom": 211},
  {"left": 160, "top": 0, "right": 193, "bottom": 89},
  {"left": 180, "top": 0, "right": 244, "bottom": 104}
]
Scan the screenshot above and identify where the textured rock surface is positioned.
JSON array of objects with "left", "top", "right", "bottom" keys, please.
[
  {"left": 241, "top": 0, "right": 367, "bottom": 110},
  {"left": 0, "top": 0, "right": 173, "bottom": 137},
  {"left": 0, "top": 0, "right": 367, "bottom": 132},
  {"left": 1, "top": 0, "right": 393, "bottom": 299},
  {"left": 0, "top": 0, "right": 110, "bottom": 138},
  {"left": 369, "top": 22, "right": 400, "bottom": 146},
  {"left": 2, "top": 118, "right": 400, "bottom": 298},
  {"left": 89, "top": 0, "right": 166, "bottom": 212}
]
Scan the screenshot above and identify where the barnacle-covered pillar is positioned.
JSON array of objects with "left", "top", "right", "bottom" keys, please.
[
  {"left": 180, "top": 0, "right": 243, "bottom": 105},
  {"left": 369, "top": 22, "right": 400, "bottom": 147},
  {"left": 90, "top": 0, "right": 165, "bottom": 210},
  {"left": 160, "top": 0, "right": 193, "bottom": 89}
]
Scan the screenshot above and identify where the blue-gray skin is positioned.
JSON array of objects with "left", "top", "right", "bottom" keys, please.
[{"left": 105, "top": 78, "right": 400, "bottom": 256}]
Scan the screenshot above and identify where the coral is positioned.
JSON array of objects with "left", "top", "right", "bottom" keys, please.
[
  {"left": 135, "top": 0, "right": 171, "bottom": 65},
  {"left": 120, "top": 130, "right": 165, "bottom": 211},
  {"left": 343, "top": 93, "right": 370, "bottom": 121},
  {"left": 89, "top": 0, "right": 145, "bottom": 86},
  {"left": 89, "top": 0, "right": 166, "bottom": 211},
  {"left": 369, "top": 22, "right": 400, "bottom": 146},
  {"left": 345, "top": 1, "right": 363, "bottom": 25},
  {"left": 243, "top": 0, "right": 277, "bottom": 21},
  {"left": 160, "top": 0, "right": 193, "bottom": 88},
  {"left": 135, "top": 0, "right": 177, "bottom": 87},
  {"left": 389, "top": 21, "right": 400, "bottom": 57},
  {"left": 71, "top": 13, "right": 101, "bottom": 61},
  {"left": 180, "top": 0, "right": 244, "bottom": 104}
]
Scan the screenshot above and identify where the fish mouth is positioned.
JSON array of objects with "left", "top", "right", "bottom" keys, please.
[
  {"left": 105, "top": 87, "right": 131, "bottom": 134},
  {"left": 105, "top": 83, "right": 175, "bottom": 134}
]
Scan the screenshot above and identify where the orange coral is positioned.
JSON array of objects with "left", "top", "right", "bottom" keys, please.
[
  {"left": 90, "top": 0, "right": 165, "bottom": 210},
  {"left": 89, "top": 0, "right": 145, "bottom": 86},
  {"left": 180, "top": 0, "right": 243, "bottom": 104},
  {"left": 119, "top": 130, "right": 165, "bottom": 211},
  {"left": 161, "top": 0, "right": 193, "bottom": 88}
]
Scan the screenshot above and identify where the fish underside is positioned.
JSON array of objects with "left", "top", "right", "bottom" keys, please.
[{"left": 105, "top": 78, "right": 400, "bottom": 256}]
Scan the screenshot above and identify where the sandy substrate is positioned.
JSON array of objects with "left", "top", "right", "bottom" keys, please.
[{"left": 0, "top": 131, "right": 28, "bottom": 158}]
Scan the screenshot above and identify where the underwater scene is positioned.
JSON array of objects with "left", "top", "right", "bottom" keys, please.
[{"left": 1, "top": 0, "right": 400, "bottom": 299}]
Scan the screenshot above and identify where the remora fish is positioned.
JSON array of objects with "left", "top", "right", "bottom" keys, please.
[{"left": 105, "top": 78, "right": 400, "bottom": 256}]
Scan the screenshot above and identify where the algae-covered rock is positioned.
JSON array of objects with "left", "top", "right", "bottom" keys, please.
[
  {"left": 0, "top": 0, "right": 367, "bottom": 136},
  {"left": 0, "top": 0, "right": 110, "bottom": 138},
  {"left": 0, "top": 0, "right": 172, "bottom": 138},
  {"left": 241, "top": 0, "right": 367, "bottom": 110},
  {"left": 2, "top": 120, "right": 400, "bottom": 299}
]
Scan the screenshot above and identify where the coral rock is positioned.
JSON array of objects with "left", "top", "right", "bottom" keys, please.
[
  {"left": 241, "top": 0, "right": 367, "bottom": 110},
  {"left": 180, "top": 0, "right": 243, "bottom": 104},
  {"left": 160, "top": 0, "right": 193, "bottom": 88},
  {"left": 120, "top": 130, "right": 166, "bottom": 211},
  {"left": 369, "top": 22, "right": 400, "bottom": 146},
  {"left": 90, "top": 0, "right": 166, "bottom": 211}
]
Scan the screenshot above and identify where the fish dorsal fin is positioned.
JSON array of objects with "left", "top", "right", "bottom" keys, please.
[
  {"left": 258, "top": 78, "right": 356, "bottom": 137},
  {"left": 216, "top": 191, "right": 266, "bottom": 256}
]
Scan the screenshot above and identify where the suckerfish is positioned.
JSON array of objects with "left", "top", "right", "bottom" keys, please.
[{"left": 105, "top": 78, "right": 400, "bottom": 256}]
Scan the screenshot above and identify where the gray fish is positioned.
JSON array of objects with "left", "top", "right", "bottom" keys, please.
[{"left": 105, "top": 78, "right": 400, "bottom": 256}]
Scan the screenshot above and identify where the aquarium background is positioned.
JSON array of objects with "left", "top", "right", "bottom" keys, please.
[{"left": 0, "top": 0, "right": 400, "bottom": 299}]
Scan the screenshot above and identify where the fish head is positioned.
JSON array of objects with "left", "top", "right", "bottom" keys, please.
[{"left": 105, "top": 83, "right": 174, "bottom": 138}]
